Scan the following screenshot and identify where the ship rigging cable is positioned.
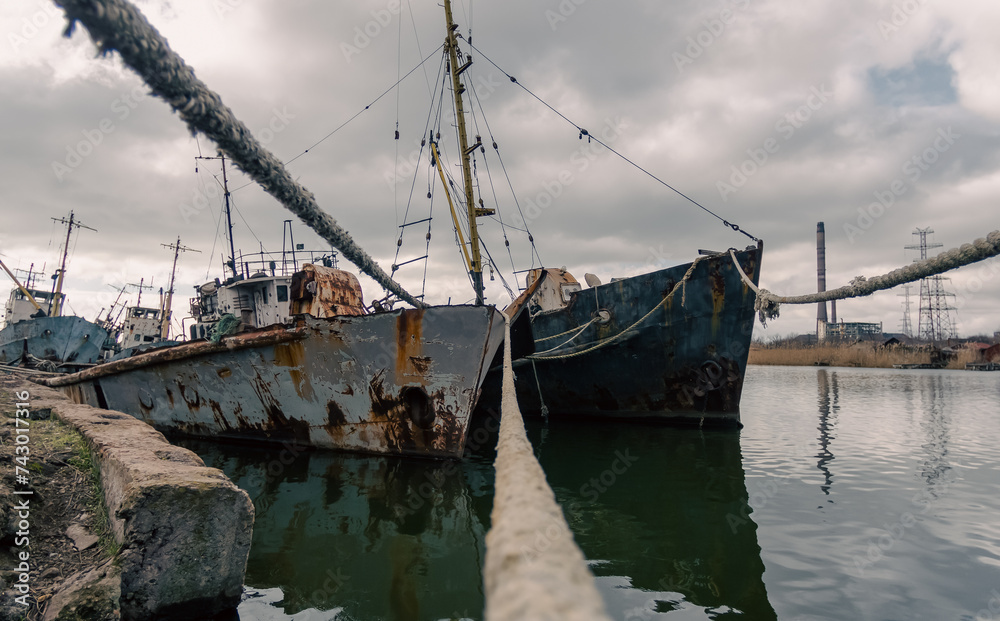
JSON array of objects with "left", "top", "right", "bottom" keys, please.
[
  {"left": 227, "top": 43, "right": 445, "bottom": 195},
  {"left": 53, "top": 0, "right": 427, "bottom": 309},
  {"left": 469, "top": 43, "right": 760, "bottom": 244},
  {"left": 730, "top": 230, "right": 1000, "bottom": 324}
]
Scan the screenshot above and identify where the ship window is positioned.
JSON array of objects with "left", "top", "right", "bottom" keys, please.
[
  {"left": 190, "top": 326, "right": 197, "bottom": 340},
  {"left": 144, "top": 335, "right": 155, "bottom": 342},
  {"left": 134, "top": 335, "right": 141, "bottom": 342},
  {"left": 277, "top": 285, "right": 288, "bottom": 302}
]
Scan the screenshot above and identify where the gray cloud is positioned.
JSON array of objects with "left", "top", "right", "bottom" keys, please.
[{"left": 1, "top": 0, "right": 997, "bottom": 338}]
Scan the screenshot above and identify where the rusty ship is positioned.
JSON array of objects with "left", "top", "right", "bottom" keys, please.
[
  {"left": 480, "top": 244, "right": 763, "bottom": 426},
  {"left": 39, "top": 146, "right": 506, "bottom": 459},
  {"left": 0, "top": 212, "right": 109, "bottom": 370},
  {"left": 39, "top": 254, "right": 505, "bottom": 458}
]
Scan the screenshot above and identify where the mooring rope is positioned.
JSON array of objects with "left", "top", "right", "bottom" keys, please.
[
  {"left": 528, "top": 257, "right": 705, "bottom": 361},
  {"left": 484, "top": 314, "right": 612, "bottom": 621},
  {"left": 531, "top": 317, "right": 598, "bottom": 353},
  {"left": 730, "top": 230, "right": 1000, "bottom": 325},
  {"left": 52, "top": 0, "right": 426, "bottom": 309}
]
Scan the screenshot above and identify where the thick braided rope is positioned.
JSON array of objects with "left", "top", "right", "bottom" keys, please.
[
  {"left": 528, "top": 257, "right": 705, "bottom": 361},
  {"left": 54, "top": 0, "right": 426, "bottom": 308},
  {"left": 484, "top": 314, "right": 613, "bottom": 621},
  {"left": 732, "top": 230, "right": 1000, "bottom": 323}
]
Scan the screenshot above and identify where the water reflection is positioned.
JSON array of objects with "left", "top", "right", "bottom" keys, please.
[
  {"left": 916, "top": 374, "right": 954, "bottom": 494},
  {"left": 816, "top": 370, "right": 839, "bottom": 496},
  {"left": 181, "top": 440, "right": 492, "bottom": 621},
  {"left": 527, "top": 420, "right": 777, "bottom": 620},
  {"left": 180, "top": 419, "right": 775, "bottom": 620}
]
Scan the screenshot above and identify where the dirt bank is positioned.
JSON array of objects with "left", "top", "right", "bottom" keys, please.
[{"left": 0, "top": 370, "right": 115, "bottom": 621}]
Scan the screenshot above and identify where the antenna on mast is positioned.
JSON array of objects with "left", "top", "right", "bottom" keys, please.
[
  {"left": 159, "top": 237, "right": 200, "bottom": 339},
  {"left": 196, "top": 153, "right": 237, "bottom": 279},
  {"left": 49, "top": 211, "right": 97, "bottom": 317},
  {"left": 128, "top": 278, "right": 154, "bottom": 309}
]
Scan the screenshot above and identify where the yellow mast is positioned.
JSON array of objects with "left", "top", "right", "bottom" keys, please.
[
  {"left": 443, "top": 0, "right": 492, "bottom": 305},
  {"left": 159, "top": 237, "right": 199, "bottom": 339}
]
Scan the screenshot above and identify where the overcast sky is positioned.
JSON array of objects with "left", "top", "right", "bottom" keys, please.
[{"left": 2, "top": 0, "right": 998, "bottom": 339}]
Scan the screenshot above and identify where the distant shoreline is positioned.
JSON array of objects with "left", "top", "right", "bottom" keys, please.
[{"left": 747, "top": 344, "right": 978, "bottom": 370}]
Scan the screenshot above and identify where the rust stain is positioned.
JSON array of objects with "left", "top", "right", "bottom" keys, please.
[
  {"left": 177, "top": 382, "right": 201, "bottom": 411},
  {"left": 274, "top": 341, "right": 315, "bottom": 401},
  {"left": 217, "top": 367, "right": 233, "bottom": 379},
  {"left": 326, "top": 400, "right": 347, "bottom": 426},
  {"left": 709, "top": 263, "right": 726, "bottom": 338},
  {"left": 38, "top": 324, "right": 307, "bottom": 388},
  {"left": 273, "top": 341, "right": 305, "bottom": 367},
  {"left": 290, "top": 264, "right": 366, "bottom": 318},
  {"left": 208, "top": 399, "right": 233, "bottom": 431},
  {"left": 396, "top": 309, "right": 425, "bottom": 381},
  {"left": 409, "top": 356, "right": 432, "bottom": 374},
  {"left": 323, "top": 400, "right": 348, "bottom": 444}
]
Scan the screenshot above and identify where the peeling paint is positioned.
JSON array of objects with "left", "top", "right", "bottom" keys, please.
[
  {"left": 42, "top": 306, "right": 506, "bottom": 459},
  {"left": 478, "top": 243, "right": 763, "bottom": 426}
]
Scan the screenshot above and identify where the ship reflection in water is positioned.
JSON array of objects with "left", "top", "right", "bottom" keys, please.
[{"left": 179, "top": 420, "right": 775, "bottom": 620}]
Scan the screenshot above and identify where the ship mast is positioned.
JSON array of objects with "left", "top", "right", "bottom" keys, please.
[
  {"left": 443, "top": 0, "right": 491, "bottom": 306},
  {"left": 49, "top": 211, "right": 97, "bottom": 317},
  {"left": 196, "top": 153, "right": 237, "bottom": 279},
  {"left": 159, "top": 237, "right": 199, "bottom": 339}
]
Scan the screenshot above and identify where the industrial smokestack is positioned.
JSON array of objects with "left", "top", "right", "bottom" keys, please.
[{"left": 817, "top": 222, "right": 828, "bottom": 338}]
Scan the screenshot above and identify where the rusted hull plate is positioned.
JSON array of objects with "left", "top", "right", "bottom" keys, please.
[
  {"left": 47, "top": 306, "right": 505, "bottom": 459},
  {"left": 0, "top": 316, "right": 108, "bottom": 367},
  {"left": 479, "top": 244, "right": 763, "bottom": 426}
]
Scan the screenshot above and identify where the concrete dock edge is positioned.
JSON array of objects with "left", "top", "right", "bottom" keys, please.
[{"left": 27, "top": 381, "right": 254, "bottom": 620}]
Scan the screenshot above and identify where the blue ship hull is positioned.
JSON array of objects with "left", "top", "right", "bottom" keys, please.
[
  {"left": 479, "top": 243, "right": 763, "bottom": 425},
  {"left": 0, "top": 315, "right": 109, "bottom": 368}
]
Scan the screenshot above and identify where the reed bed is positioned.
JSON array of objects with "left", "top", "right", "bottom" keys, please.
[{"left": 748, "top": 345, "right": 979, "bottom": 369}]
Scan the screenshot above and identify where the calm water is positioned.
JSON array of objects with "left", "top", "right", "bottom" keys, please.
[{"left": 179, "top": 366, "right": 1000, "bottom": 620}]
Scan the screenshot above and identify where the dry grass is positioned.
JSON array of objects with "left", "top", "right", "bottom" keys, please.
[{"left": 748, "top": 345, "right": 980, "bottom": 369}]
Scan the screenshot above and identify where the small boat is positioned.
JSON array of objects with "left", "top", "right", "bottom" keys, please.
[
  {"left": 0, "top": 212, "right": 109, "bottom": 370},
  {"left": 102, "top": 238, "right": 195, "bottom": 360}
]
